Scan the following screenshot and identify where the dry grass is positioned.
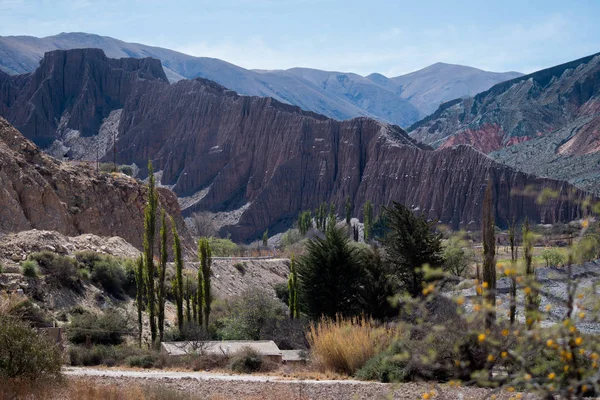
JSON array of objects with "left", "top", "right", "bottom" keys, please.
[{"left": 307, "top": 315, "right": 396, "bottom": 375}]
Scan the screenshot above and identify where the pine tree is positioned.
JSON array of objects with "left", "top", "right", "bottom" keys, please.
[
  {"left": 482, "top": 181, "right": 496, "bottom": 328},
  {"left": 381, "top": 202, "right": 443, "bottom": 298},
  {"left": 171, "top": 217, "right": 184, "bottom": 332},
  {"left": 135, "top": 255, "right": 145, "bottom": 347},
  {"left": 288, "top": 255, "right": 298, "bottom": 319},
  {"left": 198, "top": 238, "right": 212, "bottom": 332},
  {"left": 157, "top": 210, "right": 168, "bottom": 343},
  {"left": 508, "top": 219, "right": 518, "bottom": 325},
  {"left": 143, "top": 160, "right": 158, "bottom": 345},
  {"left": 363, "top": 201, "right": 374, "bottom": 242},
  {"left": 345, "top": 196, "right": 352, "bottom": 225}
]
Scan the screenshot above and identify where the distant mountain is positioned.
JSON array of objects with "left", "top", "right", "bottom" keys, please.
[
  {"left": 408, "top": 53, "right": 600, "bottom": 193},
  {"left": 0, "top": 32, "right": 522, "bottom": 126},
  {"left": 0, "top": 49, "right": 587, "bottom": 241}
]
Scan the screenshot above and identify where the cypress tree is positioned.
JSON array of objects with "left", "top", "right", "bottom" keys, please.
[
  {"left": 508, "top": 219, "right": 518, "bottom": 325},
  {"left": 523, "top": 217, "right": 537, "bottom": 329},
  {"left": 143, "top": 160, "right": 158, "bottom": 345},
  {"left": 327, "top": 203, "right": 336, "bottom": 231},
  {"left": 171, "top": 216, "right": 184, "bottom": 332},
  {"left": 262, "top": 229, "right": 269, "bottom": 248},
  {"left": 363, "top": 201, "right": 374, "bottom": 242},
  {"left": 185, "top": 276, "right": 191, "bottom": 324},
  {"left": 157, "top": 210, "right": 168, "bottom": 343},
  {"left": 288, "top": 255, "right": 298, "bottom": 319},
  {"left": 198, "top": 238, "right": 212, "bottom": 332},
  {"left": 482, "top": 181, "right": 496, "bottom": 328},
  {"left": 345, "top": 196, "right": 352, "bottom": 225},
  {"left": 135, "top": 255, "right": 144, "bottom": 347}
]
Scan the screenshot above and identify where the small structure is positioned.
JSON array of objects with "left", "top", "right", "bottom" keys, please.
[
  {"left": 161, "top": 340, "right": 283, "bottom": 363},
  {"left": 281, "top": 350, "right": 307, "bottom": 364}
]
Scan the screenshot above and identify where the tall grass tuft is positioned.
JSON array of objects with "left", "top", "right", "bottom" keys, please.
[{"left": 307, "top": 315, "right": 395, "bottom": 375}]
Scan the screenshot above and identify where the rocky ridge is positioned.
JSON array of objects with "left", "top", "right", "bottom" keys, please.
[{"left": 0, "top": 50, "right": 593, "bottom": 241}]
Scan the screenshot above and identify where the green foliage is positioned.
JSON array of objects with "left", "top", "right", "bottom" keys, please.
[
  {"left": 297, "top": 226, "right": 364, "bottom": 319},
  {"left": 280, "top": 229, "right": 303, "bottom": 249},
  {"left": 381, "top": 202, "right": 443, "bottom": 298},
  {"left": 207, "top": 237, "right": 238, "bottom": 257},
  {"left": 143, "top": 160, "right": 158, "bottom": 344},
  {"left": 262, "top": 229, "right": 269, "bottom": 247},
  {"left": 91, "top": 258, "right": 127, "bottom": 298},
  {"left": 345, "top": 196, "right": 352, "bottom": 225},
  {"left": 297, "top": 210, "right": 313, "bottom": 236},
  {"left": 541, "top": 248, "right": 566, "bottom": 267},
  {"left": 314, "top": 202, "right": 328, "bottom": 232},
  {"left": 68, "top": 344, "right": 158, "bottom": 368},
  {"left": 172, "top": 216, "right": 184, "bottom": 333},
  {"left": 126, "top": 353, "right": 158, "bottom": 369},
  {"left": 442, "top": 233, "right": 474, "bottom": 277},
  {"left": 20, "top": 260, "right": 38, "bottom": 278},
  {"left": 0, "top": 316, "right": 62, "bottom": 379},
  {"left": 68, "top": 308, "right": 132, "bottom": 345},
  {"left": 77, "top": 268, "right": 90, "bottom": 281},
  {"left": 573, "top": 234, "right": 600, "bottom": 263},
  {"left": 327, "top": 202, "right": 336, "bottom": 231},
  {"left": 363, "top": 201, "right": 374, "bottom": 241},
  {"left": 273, "top": 282, "right": 289, "bottom": 304},
  {"left": 157, "top": 210, "right": 168, "bottom": 343},
  {"left": 481, "top": 182, "right": 496, "bottom": 327},
  {"left": 0, "top": 264, "right": 3, "bottom": 274},
  {"left": 218, "top": 288, "right": 285, "bottom": 340},
  {"left": 198, "top": 237, "right": 212, "bottom": 332},
  {"left": 30, "top": 251, "right": 79, "bottom": 288},
  {"left": 359, "top": 245, "right": 397, "bottom": 319},
  {"left": 229, "top": 347, "right": 264, "bottom": 373},
  {"left": 233, "top": 262, "right": 246, "bottom": 274},
  {"left": 288, "top": 256, "right": 298, "bottom": 319}
]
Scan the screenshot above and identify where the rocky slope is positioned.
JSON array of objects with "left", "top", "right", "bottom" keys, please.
[
  {"left": 0, "top": 117, "right": 190, "bottom": 250},
  {"left": 408, "top": 53, "right": 600, "bottom": 190},
  {"left": 0, "top": 32, "right": 521, "bottom": 126},
  {"left": 0, "top": 50, "right": 591, "bottom": 241}
]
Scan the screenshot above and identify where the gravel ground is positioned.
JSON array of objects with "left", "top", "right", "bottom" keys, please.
[{"left": 64, "top": 368, "right": 513, "bottom": 400}]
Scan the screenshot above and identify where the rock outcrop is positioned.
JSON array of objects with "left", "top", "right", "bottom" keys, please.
[
  {"left": 0, "top": 117, "right": 191, "bottom": 251},
  {"left": 0, "top": 50, "right": 593, "bottom": 241}
]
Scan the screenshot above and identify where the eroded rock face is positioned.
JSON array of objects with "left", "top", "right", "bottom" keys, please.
[
  {"left": 409, "top": 53, "right": 600, "bottom": 152},
  {"left": 0, "top": 50, "right": 593, "bottom": 241},
  {"left": 0, "top": 117, "right": 191, "bottom": 252}
]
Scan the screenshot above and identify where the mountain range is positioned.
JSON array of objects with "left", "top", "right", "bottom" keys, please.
[
  {"left": 0, "top": 48, "right": 587, "bottom": 241},
  {"left": 409, "top": 53, "right": 600, "bottom": 193},
  {"left": 0, "top": 32, "right": 522, "bottom": 127}
]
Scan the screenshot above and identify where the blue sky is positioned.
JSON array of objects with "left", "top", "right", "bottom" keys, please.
[{"left": 0, "top": 0, "right": 599, "bottom": 76}]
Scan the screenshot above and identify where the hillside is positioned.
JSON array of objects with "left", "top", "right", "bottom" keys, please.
[
  {"left": 0, "top": 116, "right": 190, "bottom": 250},
  {"left": 408, "top": 53, "right": 600, "bottom": 191},
  {"left": 0, "top": 32, "right": 521, "bottom": 126},
  {"left": 0, "top": 49, "right": 590, "bottom": 241}
]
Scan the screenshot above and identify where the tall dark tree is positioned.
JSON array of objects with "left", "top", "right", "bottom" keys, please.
[
  {"left": 345, "top": 196, "right": 352, "bottom": 225},
  {"left": 171, "top": 216, "right": 184, "bottom": 332},
  {"left": 297, "top": 211, "right": 313, "bottom": 236},
  {"left": 135, "top": 255, "right": 145, "bottom": 347},
  {"left": 523, "top": 217, "right": 537, "bottom": 329},
  {"left": 297, "top": 226, "right": 363, "bottom": 319},
  {"left": 185, "top": 276, "right": 192, "bottom": 324},
  {"left": 143, "top": 160, "right": 158, "bottom": 344},
  {"left": 508, "top": 219, "right": 518, "bottom": 325},
  {"left": 262, "top": 229, "right": 269, "bottom": 248},
  {"left": 157, "top": 210, "right": 168, "bottom": 342},
  {"left": 363, "top": 201, "right": 374, "bottom": 242},
  {"left": 381, "top": 202, "right": 443, "bottom": 298},
  {"left": 288, "top": 255, "right": 298, "bottom": 319},
  {"left": 198, "top": 238, "right": 212, "bottom": 332},
  {"left": 327, "top": 203, "right": 336, "bottom": 231},
  {"left": 482, "top": 182, "right": 496, "bottom": 327},
  {"left": 359, "top": 245, "right": 396, "bottom": 319}
]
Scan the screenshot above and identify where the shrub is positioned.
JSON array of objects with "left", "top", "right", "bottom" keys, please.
[
  {"left": 280, "top": 228, "right": 303, "bottom": 248},
  {"left": 0, "top": 264, "right": 3, "bottom": 274},
  {"left": 307, "top": 315, "right": 395, "bottom": 375},
  {"left": 233, "top": 262, "right": 246, "bottom": 274},
  {"left": 91, "top": 258, "right": 127, "bottom": 298},
  {"left": 441, "top": 233, "right": 474, "bottom": 277},
  {"left": 20, "top": 260, "right": 38, "bottom": 278},
  {"left": 273, "top": 282, "right": 289, "bottom": 304},
  {"left": 67, "top": 308, "right": 132, "bottom": 345},
  {"left": 541, "top": 248, "right": 566, "bottom": 267},
  {"left": 126, "top": 354, "right": 157, "bottom": 369},
  {"left": 208, "top": 237, "right": 238, "bottom": 256},
  {"left": 0, "top": 316, "right": 62, "bottom": 379},
  {"left": 229, "top": 347, "right": 264, "bottom": 373},
  {"left": 29, "top": 251, "right": 79, "bottom": 288},
  {"left": 77, "top": 268, "right": 90, "bottom": 281}
]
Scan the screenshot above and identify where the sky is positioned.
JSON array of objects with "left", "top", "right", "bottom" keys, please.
[{"left": 0, "top": 0, "right": 599, "bottom": 77}]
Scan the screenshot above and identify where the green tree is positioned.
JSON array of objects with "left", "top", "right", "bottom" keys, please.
[
  {"left": 171, "top": 216, "right": 184, "bottom": 332},
  {"left": 288, "top": 255, "right": 298, "bottom": 319},
  {"left": 508, "top": 219, "right": 518, "bottom": 325},
  {"left": 541, "top": 248, "right": 565, "bottom": 267},
  {"left": 482, "top": 182, "right": 496, "bottom": 327},
  {"left": 262, "top": 229, "right": 269, "bottom": 248},
  {"left": 345, "top": 196, "right": 352, "bottom": 225},
  {"left": 297, "top": 211, "right": 313, "bottom": 236},
  {"left": 135, "top": 255, "right": 144, "bottom": 347},
  {"left": 327, "top": 202, "right": 336, "bottom": 231},
  {"left": 157, "top": 210, "right": 168, "bottom": 343},
  {"left": 185, "top": 275, "right": 192, "bottom": 324},
  {"left": 523, "top": 217, "right": 537, "bottom": 329},
  {"left": 359, "top": 245, "right": 396, "bottom": 319},
  {"left": 441, "top": 233, "right": 474, "bottom": 277},
  {"left": 198, "top": 237, "right": 212, "bottom": 332},
  {"left": 297, "top": 226, "right": 363, "bottom": 319},
  {"left": 381, "top": 202, "right": 443, "bottom": 298},
  {"left": 363, "top": 201, "right": 374, "bottom": 242},
  {"left": 143, "top": 160, "right": 158, "bottom": 345}
]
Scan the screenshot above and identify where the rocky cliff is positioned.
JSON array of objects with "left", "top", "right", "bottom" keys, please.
[
  {"left": 0, "top": 117, "right": 191, "bottom": 251},
  {"left": 0, "top": 50, "right": 592, "bottom": 241},
  {"left": 408, "top": 53, "right": 600, "bottom": 192}
]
